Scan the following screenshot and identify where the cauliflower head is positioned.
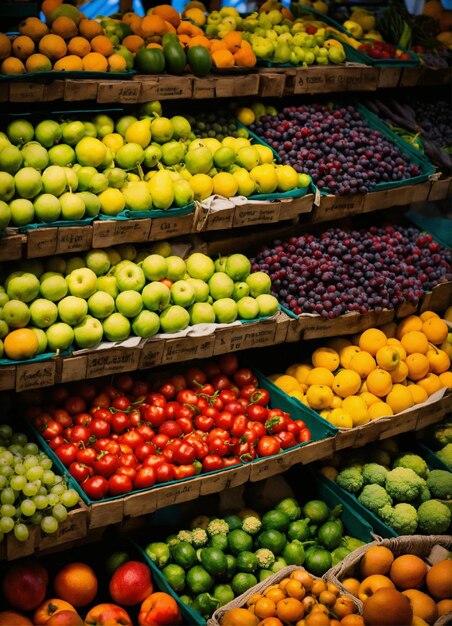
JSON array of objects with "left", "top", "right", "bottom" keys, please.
[
  {"left": 394, "top": 453, "right": 429, "bottom": 479},
  {"left": 426, "top": 469, "right": 452, "bottom": 501},
  {"left": 207, "top": 519, "right": 230, "bottom": 537},
  {"left": 379, "top": 503, "right": 418, "bottom": 534},
  {"left": 436, "top": 443, "right": 452, "bottom": 472},
  {"left": 358, "top": 484, "right": 392, "bottom": 515},
  {"left": 362, "top": 463, "right": 388, "bottom": 487},
  {"left": 242, "top": 516, "right": 262, "bottom": 536},
  {"left": 417, "top": 499, "right": 451, "bottom": 534},
  {"left": 336, "top": 467, "right": 364, "bottom": 494},
  {"left": 385, "top": 467, "right": 425, "bottom": 502},
  {"left": 177, "top": 530, "right": 193, "bottom": 544},
  {"left": 191, "top": 528, "right": 208, "bottom": 547},
  {"left": 255, "top": 548, "right": 275, "bottom": 569}
]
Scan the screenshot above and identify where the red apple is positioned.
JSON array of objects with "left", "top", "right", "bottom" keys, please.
[
  {"left": 83, "top": 604, "right": 132, "bottom": 626},
  {"left": 46, "top": 611, "right": 83, "bottom": 626},
  {"left": 109, "top": 561, "right": 153, "bottom": 606},
  {"left": 3, "top": 559, "right": 48, "bottom": 611}
]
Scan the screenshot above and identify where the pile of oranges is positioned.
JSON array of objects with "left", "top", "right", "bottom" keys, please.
[
  {"left": 0, "top": 1, "right": 128, "bottom": 74},
  {"left": 271, "top": 310, "right": 452, "bottom": 428}
]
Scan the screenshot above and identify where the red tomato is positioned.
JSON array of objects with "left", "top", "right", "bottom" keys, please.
[
  {"left": 257, "top": 436, "right": 280, "bottom": 457},
  {"left": 203, "top": 362, "right": 221, "bottom": 380},
  {"left": 215, "top": 411, "right": 234, "bottom": 431},
  {"left": 119, "top": 453, "right": 139, "bottom": 468},
  {"left": 233, "top": 369, "right": 256, "bottom": 388},
  {"left": 275, "top": 431, "right": 297, "bottom": 449},
  {"left": 208, "top": 436, "right": 229, "bottom": 457},
  {"left": 119, "top": 430, "right": 144, "bottom": 451},
  {"left": 176, "top": 417, "right": 194, "bottom": 435},
  {"left": 197, "top": 383, "right": 215, "bottom": 397},
  {"left": 140, "top": 405, "right": 165, "bottom": 428},
  {"left": 250, "top": 388, "right": 270, "bottom": 407},
  {"left": 75, "top": 382, "right": 97, "bottom": 402},
  {"left": 152, "top": 433, "right": 169, "bottom": 450},
  {"left": 70, "top": 425, "right": 90, "bottom": 444},
  {"left": 159, "top": 421, "right": 183, "bottom": 439},
  {"left": 128, "top": 409, "right": 142, "bottom": 428},
  {"left": 132, "top": 381, "right": 149, "bottom": 398},
  {"left": 94, "top": 439, "right": 120, "bottom": 456},
  {"left": 93, "top": 408, "right": 112, "bottom": 423},
  {"left": 55, "top": 443, "right": 78, "bottom": 466},
  {"left": 174, "top": 404, "right": 196, "bottom": 421},
  {"left": 219, "top": 390, "right": 237, "bottom": 404},
  {"left": 211, "top": 396, "right": 225, "bottom": 412},
  {"left": 115, "top": 374, "right": 134, "bottom": 393},
  {"left": 112, "top": 396, "right": 131, "bottom": 411},
  {"left": 185, "top": 367, "right": 207, "bottom": 388},
  {"left": 50, "top": 386, "right": 69, "bottom": 404},
  {"left": 135, "top": 442, "right": 157, "bottom": 462},
  {"left": 239, "top": 384, "right": 257, "bottom": 401},
  {"left": 83, "top": 475, "right": 108, "bottom": 500},
  {"left": 92, "top": 393, "right": 111, "bottom": 409},
  {"left": 74, "top": 413, "right": 92, "bottom": 426},
  {"left": 48, "top": 435, "right": 64, "bottom": 451},
  {"left": 217, "top": 354, "right": 238, "bottom": 376},
  {"left": 164, "top": 401, "right": 179, "bottom": 420},
  {"left": 195, "top": 415, "right": 214, "bottom": 432},
  {"left": 222, "top": 456, "right": 241, "bottom": 468},
  {"left": 158, "top": 383, "right": 176, "bottom": 400},
  {"left": 146, "top": 392, "right": 167, "bottom": 408},
  {"left": 117, "top": 466, "right": 137, "bottom": 481},
  {"left": 176, "top": 390, "right": 198, "bottom": 406},
  {"left": 155, "top": 462, "right": 175, "bottom": 483},
  {"left": 94, "top": 452, "right": 119, "bottom": 478},
  {"left": 249, "top": 421, "right": 266, "bottom": 439},
  {"left": 230, "top": 415, "right": 247, "bottom": 437},
  {"left": 184, "top": 436, "right": 209, "bottom": 460},
  {"left": 211, "top": 375, "right": 230, "bottom": 391},
  {"left": 52, "top": 409, "right": 73, "bottom": 428},
  {"left": 89, "top": 418, "right": 110, "bottom": 439},
  {"left": 247, "top": 405, "right": 269, "bottom": 423},
  {"left": 41, "top": 420, "right": 63, "bottom": 440},
  {"left": 134, "top": 467, "right": 156, "bottom": 490},
  {"left": 298, "top": 428, "right": 311, "bottom": 443},
  {"left": 202, "top": 454, "right": 223, "bottom": 472},
  {"left": 64, "top": 396, "right": 86, "bottom": 416},
  {"left": 169, "top": 375, "right": 187, "bottom": 392},
  {"left": 172, "top": 442, "right": 196, "bottom": 465},
  {"left": 142, "top": 455, "right": 164, "bottom": 469},
  {"left": 223, "top": 401, "right": 243, "bottom": 416},
  {"left": 173, "top": 464, "right": 196, "bottom": 480},
  {"left": 108, "top": 474, "right": 133, "bottom": 496},
  {"left": 136, "top": 424, "right": 155, "bottom": 441},
  {"left": 69, "top": 461, "right": 91, "bottom": 483},
  {"left": 77, "top": 447, "right": 97, "bottom": 466},
  {"left": 111, "top": 412, "right": 131, "bottom": 435},
  {"left": 265, "top": 415, "right": 288, "bottom": 434}
]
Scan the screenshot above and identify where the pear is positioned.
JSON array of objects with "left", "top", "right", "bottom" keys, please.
[
  {"left": 173, "top": 179, "right": 194, "bottom": 207},
  {"left": 148, "top": 170, "right": 174, "bottom": 210},
  {"left": 250, "top": 164, "right": 278, "bottom": 194},
  {"left": 122, "top": 181, "right": 152, "bottom": 212},
  {"left": 125, "top": 119, "right": 151, "bottom": 149}
]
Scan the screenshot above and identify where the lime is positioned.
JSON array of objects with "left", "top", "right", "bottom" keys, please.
[
  {"left": 222, "top": 514, "right": 242, "bottom": 531},
  {"left": 231, "top": 572, "right": 258, "bottom": 596},
  {"left": 180, "top": 594, "right": 193, "bottom": 606},
  {"left": 305, "top": 547, "right": 332, "bottom": 576},
  {"left": 276, "top": 497, "right": 301, "bottom": 521},
  {"left": 272, "top": 557, "right": 287, "bottom": 573},
  {"left": 282, "top": 540, "right": 305, "bottom": 566},
  {"left": 288, "top": 519, "right": 311, "bottom": 542},
  {"left": 258, "top": 569, "right": 274, "bottom": 582},
  {"left": 186, "top": 565, "right": 214, "bottom": 595},
  {"left": 317, "top": 521, "right": 343, "bottom": 551},
  {"left": 331, "top": 546, "right": 351, "bottom": 566},
  {"left": 235, "top": 551, "right": 258, "bottom": 573},
  {"left": 227, "top": 529, "right": 253, "bottom": 556},
  {"left": 213, "top": 583, "right": 234, "bottom": 607},
  {"left": 200, "top": 547, "right": 227, "bottom": 577},
  {"left": 105, "top": 550, "right": 129, "bottom": 576},
  {"left": 261, "top": 509, "right": 290, "bottom": 532},
  {"left": 257, "top": 529, "right": 287, "bottom": 555},
  {"left": 162, "top": 563, "right": 186, "bottom": 593},
  {"left": 209, "top": 534, "right": 228, "bottom": 552},
  {"left": 145, "top": 541, "right": 170, "bottom": 568},
  {"left": 225, "top": 554, "right": 236, "bottom": 579},
  {"left": 303, "top": 500, "right": 330, "bottom": 524},
  {"left": 171, "top": 541, "right": 197, "bottom": 570},
  {"left": 191, "top": 592, "right": 220, "bottom": 618}
]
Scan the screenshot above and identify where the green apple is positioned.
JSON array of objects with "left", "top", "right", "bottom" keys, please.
[
  {"left": 142, "top": 282, "right": 171, "bottom": 312},
  {"left": 21, "top": 142, "right": 49, "bottom": 171},
  {"left": 0, "top": 320, "right": 8, "bottom": 339},
  {"left": 208, "top": 272, "right": 234, "bottom": 300},
  {"left": 132, "top": 310, "right": 160, "bottom": 338},
  {"left": 46, "top": 322, "right": 74, "bottom": 351},
  {"left": 65, "top": 256, "right": 86, "bottom": 274},
  {"left": 237, "top": 296, "right": 259, "bottom": 320},
  {"left": 149, "top": 241, "right": 172, "bottom": 257},
  {"left": 7, "top": 119, "right": 34, "bottom": 145},
  {"left": 256, "top": 294, "right": 279, "bottom": 317},
  {"left": 246, "top": 271, "right": 271, "bottom": 297},
  {"left": 159, "top": 305, "right": 190, "bottom": 333},
  {"left": 225, "top": 254, "right": 251, "bottom": 281},
  {"left": 30, "top": 327, "right": 47, "bottom": 354},
  {"left": 60, "top": 192, "right": 85, "bottom": 220},
  {"left": 7, "top": 273, "right": 40, "bottom": 303},
  {"left": 88, "top": 291, "right": 115, "bottom": 319},
  {"left": 102, "top": 312, "right": 131, "bottom": 342},
  {"left": 74, "top": 315, "right": 103, "bottom": 348},
  {"left": 64, "top": 167, "right": 78, "bottom": 192},
  {"left": 0, "top": 172, "right": 15, "bottom": 202},
  {"left": 9, "top": 198, "right": 34, "bottom": 226},
  {"left": 29, "top": 299, "right": 58, "bottom": 328},
  {"left": 142, "top": 254, "right": 168, "bottom": 281},
  {"left": 171, "top": 280, "right": 195, "bottom": 308},
  {"left": 116, "top": 290, "right": 143, "bottom": 318},
  {"left": 48, "top": 144, "right": 75, "bottom": 168},
  {"left": 106, "top": 248, "right": 122, "bottom": 267},
  {"left": 63, "top": 121, "right": 85, "bottom": 146},
  {"left": 186, "top": 278, "right": 209, "bottom": 302},
  {"left": 232, "top": 282, "right": 249, "bottom": 301},
  {"left": 117, "top": 244, "right": 137, "bottom": 260},
  {"left": 186, "top": 252, "right": 215, "bottom": 281},
  {"left": 40, "top": 275, "right": 68, "bottom": 302},
  {"left": 0, "top": 289, "right": 9, "bottom": 307},
  {"left": 18, "top": 259, "right": 45, "bottom": 277},
  {"left": 85, "top": 249, "right": 111, "bottom": 277},
  {"left": 35, "top": 120, "right": 62, "bottom": 148},
  {"left": 96, "top": 275, "right": 118, "bottom": 299},
  {"left": 2, "top": 300, "right": 30, "bottom": 328},
  {"left": 58, "top": 295, "right": 88, "bottom": 325},
  {"left": 0, "top": 145, "right": 23, "bottom": 174},
  {"left": 77, "top": 166, "right": 97, "bottom": 191},
  {"left": 77, "top": 191, "right": 100, "bottom": 218},
  {"left": 67, "top": 267, "right": 97, "bottom": 298},
  {"left": 42, "top": 165, "right": 67, "bottom": 196},
  {"left": 166, "top": 256, "right": 186, "bottom": 282},
  {"left": 214, "top": 256, "right": 228, "bottom": 272},
  {"left": 213, "top": 298, "right": 238, "bottom": 324},
  {"left": 0, "top": 200, "right": 11, "bottom": 229},
  {"left": 189, "top": 302, "right": 215, "bottom": 325},
  {"left": 34, "top": 194, "right": 61, "bottom": 223},
  {"left": 115, "top": 263, "right": 145, "bottom": 292},
  {"left": 45, "top": 256, "right": 66, "bottom": 274}
]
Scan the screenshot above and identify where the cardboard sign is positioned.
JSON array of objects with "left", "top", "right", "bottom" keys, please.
[
  {"left": 139, "top": 76, "right": 192, "bottom": 100},
  {"left": 9, "top": 82, "right": 44, "bottom": 102},
  {"left": 97, "top": 81, "right": 141, "bottom": 104},
  {"left": 56, "top": 226, "right": 93, "bottom": 254},
  {"left": 233, "top": 202, "right": 281, "bottom": 227},
  {"left": 86, "top": 348, "right": 140, "bottom": 378},
  {"left": 162, "top": 334, "right": 215, "bottom": 364},
  {"left": 139, "top": 339, "right": 165, "bottom": 370},
  {"left": 0, "top": 234, "right": 23, "bottom": 261},
  {"left": 26, "top": 228, "right": 57, "bottom": 258},
  {"left": 16, "top": 361, "right": 56, "bottom": 392},
  {"left": 64, "top": 80, "right": 98, "bottom": 101},
  {"left": 258, "top": 72, "right": 286, "bottom": 98},
  {"left": 150, "top": 213, "right": 194, "bottom": 240},
  {"left": 294, "top": 66, "right": 379, "bottom": 94},
  {"left": 92, "top": 219, "right": 151, "bottom": 248},
  {"left": 192, "top": 77, "right": 215, "bottom": 99}
]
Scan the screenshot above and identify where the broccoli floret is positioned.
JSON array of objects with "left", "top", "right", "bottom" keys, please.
[
  {"left": 394, "top": 454, "right": 429, "bottom": 479},
  {"left": 242, "top": 516, "right": 262, "bottom": 536},
  {"left": 177, "top": 530, "right": 193, "bottom": 544},
  {"left": 436, "top": 443, "right": 452, "bottom": 472},
  {"left": 417, "top": 499, "right": 451, "bottom": 534},
  {"left": 414, "top": 484, "right": 431, "bottom": 508},
  {"left": 255, "top": 548, "right": 275, "bottom": 569},
  {"left": 379, "top": 503, "right": 418, "bottom": 535},
  {"left": 358, "top": 484, "right": 392, "bottom": 515},
  {"left": 426, "top": 469, "right": 452, "bottom": 501},
  {"left": 362, "top": 463, "right": 388, "bottom": 487},
  {"left": 385, "top": 467, "right": 424, "bottom": 502},
  {"left": 434, "top": 422, "right": 452, "bottom": 447},
  {"left": 191, "top": 528, "right": 208, "bottom": 547},
  {"left": 206, "top": 519, "right": 229, "bottom": 537},
  {"left": 336, "top": 467, "right": 364, "bottom": 495}
]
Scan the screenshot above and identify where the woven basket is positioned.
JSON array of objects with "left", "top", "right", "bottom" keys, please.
[
  {"left": 325, "top": 535, "right": 452, "bottom": 626},
  {"left": 208, "top": 565, "right": 362, "bottom": 626}
]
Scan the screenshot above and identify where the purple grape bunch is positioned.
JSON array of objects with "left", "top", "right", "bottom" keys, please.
[
  {"left": 250, "top": 104, "right": 421, "bottom": 195},
  {"left": 251, "top": 226, "right": 452, "bottom": 319}
]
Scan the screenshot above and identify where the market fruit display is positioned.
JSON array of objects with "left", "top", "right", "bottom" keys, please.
[
  {"left": 251, "top": 225, "right": 451, "bottom": 317},
  {"left": 333, "top": 543, "right": 452, "bottom": 625},
  {"left": 0, "top": 246, "right": 280, "bottom": 359},
  {"left": 248, "top": 103, "right": 423, "bottom": 193},
  {"left": 144, "top": 495, "right": 365, "bottom": 617},
  {"left": 0, "top": 105, "right": 308, "bottom": 229},
  {"left": 418, "top": 416, "right": 452, "bottom": 471},
  {"left": 0, "top": 553, "right": 181, "bottom": 626},
  {"left": 219, "top": 568, "right": 361, "bottom": 626},
  {"left": 322, "top": 438, "right": 452, "bottom": 535},
  {"left": 24, "top": 356, "right": 312, "bottom": 499},
  {"left": 267, "top": 311, "right": 452, "bottom": 428},
  {"left": 0, "top": 423, "right": 80, "bottom": 543}
]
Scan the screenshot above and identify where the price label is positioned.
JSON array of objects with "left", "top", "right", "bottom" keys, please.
[
  {"left": 9, "top": 83, "right": 44, "bottom": 102},
  {"left": 233, "top": 203, "right": 280, "bottom": 227},
  {"left": 150, "top": 213, "right": 193, "bottom": 239},
  {"left": 27, "top": 228, "right": 57, "bottom": 258},
  {"left": 98, "top": 81, "right": 141, "bottom": 103},
  {"left": 140, "top": 340, "right": 164, "bottom": 369},
  {"left": 56, "top": 226, "right": 92, "bottom": 253},
  {"left": 86, "top": 348, "right": 139, "bottom": 378},
  {"left": 16, "top": 361, "right": 56, "bottom": 392},
  {"left": 163, "top": 335, "right": 215, "bottom": 364}
]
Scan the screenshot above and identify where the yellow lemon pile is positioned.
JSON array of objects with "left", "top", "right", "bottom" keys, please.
[{"left": 270, "top": 311, "right": 452, "bottom": 430}]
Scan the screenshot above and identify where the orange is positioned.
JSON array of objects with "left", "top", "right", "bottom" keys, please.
[
  {"left": 285, "top": 580, "right": 306, "bottom": 600},
  {"left": 359, "top": 328, "right": 387, "bottom": 356},
  {"left": 254, "top": 598, "right": 277, "bottom": 619},
  {"left": 152, "top": 5, "right": 181, "bottom": 28},
  {"left": 78, "top": 19, "right": 103, "bottom": 40},
  {"left": 385, "top": 383, "right": 414, "bottom": 413},
  {"left": 265, "top": 588, "right": 286, "bottom": 604},
  {"left": 67, "top": 36, "right": 91, "bottom": 57},
  {"left": 333, "top": 369, "right": 361, "bottom": 398},
  {"left": 222, "top": 609, "right": 259, "bottom": 626},
  {"left": 416, "top": 372, "right": 442, "bottom": 396},
  {"left": 25, "top": 53, "right": 52, "bottom": 72},
  {"left": 41, "top": 0, "right": 63, "bottom": 19},
  {"left": 359, "top": 391, "right": 380, "bottom": 407},
  {"left": 366, "top": 368, "right": 392, "bottom": 397},
  {"left": 258, "top": 619, "right": 283, "bottom": 626},
  {"left": 312, "top": 347, "right": 340, "bottom": 371},
  {"left": 39, "top": 33, "right": 67, "bottom": 60},
  {"left": 349, "top": 351, "right": 377, "bottom": 378},
  {"left": 51, "top": 16, "right": 78, "bottom": 40},
  {"left": 439, "top": 370, "right": 452, "bottom": 387},
  {"left": 305, "top": 612, "right": 330, "bottom": 626},
  {"left": 390, "top": 555, "right": 427, "bottom": 590},
  {"left": 247, "top": 593, "right": 262, "bottom": 606},
  {"left": 82, "top": 51, "right": 108, "bottom": 71},
  {"left": 4, "top": 329, "right": 39, "bottom": 360},
  {"left": 360, "top": 546, "right": 394, "bottom": 578},
  {"left": 426, "top": 347, "right": 450, "bottom": 374},
  {"left": 306, "top": 367, "right": 334, "bottom": 387},
  {"left": 0, "top": 33, "right": 11, "bottom": 60},
  {"left": 422, "top": 317, "right": 448, "bottom": 344},
  {"left": 90, "top": 35, "right": 113, "bottom": 56},
  {"left": 340, "top": 345, "right": 361, "bottom": 368},
  {"left": 187, "top": 35, "right": 210, "bottom": 48},
  {"left": 0, "top": 612, "right": 33, "bottom": 626},
  {"left": 141, "top": 14, "right": 167, "bottom": 37},
  {"left": 12, "top": 35, "right": 35, "bottom": 60},
  {"left": 210, "top": 40, "right": 228, "bottom": 52},
  {"left": 54, "top": 55, "right": 84, "bottom": 70},
  {"left": 340, "top": 616, "right": 364, "bottom": 626},
  {"left": 396, "top": 314, "right": 423, "bottom": 338},
  {"left": 390, "top": 360, "right": 408, "bottom": 384},
  {"left": 405, "top": 353, "right": 429, "bottom": 381},
  {"left": 0, "top": 57, "right": 25, "bottom": 73},
  {"left": 341, "top": 578, "right": 360, "bottom": 597},
  {"left": 407, "top": 383, "right": 428, "bottom": 405},
  {"left": 222, "top": 30, "right": 242, "bottom": 53},
  {"left": 54, "top": 563, "right": 98, "bottom": 607},
  {"left": 276, "top": 598, "right": 304, "bottom": 623},
  {"left": 401, "top": 590, "right": 437, "bottom": 625},
  {"left": 107, "top": 53, "right": 127, "bottom": 71},
  {"left": 426, "top": 560, "right": 452, "bottom": 599},
  {"left": 122, "top": 12, "right": 143, "bottom": 35},
  {"left": 212, "top": 49, "right": 235, "bottom": 68},
  {"left": 122, "top": 34, "right": 145, "bottom": 53},
  {"left": 19, "top": 17, "right": 49, "bottom": 42},
  {"left": 368, "top": 401, "right": 393, "bottom": 419},
  {"left": 419, "top": 311, "right": 439, "bottom": 322},
  {"left": 437, "top": 599, "right": 452, "bottom": 616},
  {"left": 184, "top": 7, "right": 206, "bottom": 26},
  {"left": 401, "top": 331, "right": 429, "bottom": 355},
  {"left": 387, "top": 338, "right": 407, "bottom": 360},
  {"left": 363, "top": 588, "right": 412, "bottom": 626}
]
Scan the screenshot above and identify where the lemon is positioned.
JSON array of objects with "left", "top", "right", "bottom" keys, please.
[
  {"left": 368, "top": 402, "right": 393, "bottom": 420},
  {"left": 359, "top": 391, "right": 380, "bottom": 407},
  {"left": 189, "top": 174, "right": 213, "bottom": 201},
  {"left": 349, "top": 351, "right": 376, "bottom": 378},
  {"left": 306, "top": 384, "right": 334, "bottom": 410},
  {"left": 333, "top": 369, "right": 361, "bottom": 398},
  {"left": 306, "top": 367, "right": 334, "bottom": 387},
  {"left": 203, "top": 137, "right": 222, "bottom": 156},
  {"left": 339, "top": 345, "right": 361, "bottom": 368},
  {"left": 232, "top": 168, "right": 255, "bottom": 196},
  {"left": 102, "top": 133, "right": 124, "bottom": 154},
  {"left": 255, "top": 144, "right": 274, "bottom": 165},
  {"left": 342, "top": 395, "right": 369, "bottom": 426},
  {"left": 125, "top": 118, "right": 151, "bottom": 149},
  {"left": 287, "top": 389, "right": 304, "bottom": 403},
  {"left": 286, "top": 363, "right": 312, "bottom": 385},
  {"left": 312, "top": 347, "right": 340, "bottom": 372},
  {"left": 327, "top": 408, "right": 353, "bottom": 429},
  {"left": 148, "top": 170, "right": 174, "bottom": 210},
  {"left": 75, "top": 137, "right": 106, "bottom": 168},
  {"left": 212, "top": 172, "right": 238, "bottom": 198},
  {"left": 98, "top": 187, "right": 126, "bottom": 216},
  {"left": 273, "top": 374, "right": 299, "bottom": 394},
  {"left": 385, "top": 384, "right": 414, "bottom": 414},
  {"left": 237, "top": 107, "right": 255, "bottom": 126}
]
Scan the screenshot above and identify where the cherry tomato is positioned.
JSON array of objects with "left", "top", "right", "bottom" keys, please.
[
  {"left": 134, "top": 467, "right": 156, "bottom": 490},
  {"left": 222, "top": 456, "right": 241, "bottom": 468},
  {"left": 69, "top": 461, "right": 91, "bottom": 483},
  {"left": 155, "top": 462, "right": 175, "bottom": 483},
  {"left": 136, "top": 423, "right": 155, "bottom": 441},
  {"left": 152, "top": 433, "right": 170, "bottom": 450},
  {"left": 52, "top": 409, "right": 73, "bottom": 429},
  {"left": 114, "top": 374, "right": 134, "bottom": 393},
  {"left": 231, "top": 415, "right": 247, "bottom": 437},
  {"left": 243, "top": 428, "right": 258, "bottom": 445},
  {"left": 173, "top": 464, "right": 196, "bottom": 480},
  {"left": 219, "top": 390, "right": 237, "bottom": 404},
  {"left": 142, "top": 455, "right": 164, "bottom": 469},
  {"left": 146, "top": 392, "right": 167, "bottom": 408},
  {"left": 215, "top": 411, "right": 234, "bottom": 431},
  {"left": 64, "top": 396, "right": 86, "bottom": 416},
  {"left": 94, "top": 438, "right": 120, "bottom": 457},
  {"left": 202, "top": 454, "right": 223, "bottom": 472},
  {"left": 265, "top": 415, "right": 288, "bottom": 434},
  {"left": 41, "top": 420, "right": 63, "bottom": 440},
  {"left": 275, "top": 431, "right": 297, "bottom": 449},
  {"left": 172, "top": 442, "right": 196, "bottom": 465},
  {"left": 195, "top": 415, "right": 214, "bottom": 432},
  {"left": 185, "top": 436, "right": 209, "bottom": 460},
  {"left": 112, "top": 396, "right": 131, "bottom": 411},
  {"left": 257, "top": 436, "right": 280, "bottom": 457},
  {"left": 211, "top": 396, "right": 225, "bottom": 412},
  {"left": 141, "top": 404, "right": 166, "bottom": 428},
  {"left": 208, "top": 436, "right": 229, "bottom": 457},
  {"left": 119, "top": 430, "right": 144, "bottom": 450},
  {"left": 211, "top": 375, "right": 230, "bottom": 391},
  {"left": 119, "top": 453, "right": 139, "bottom": 468},
  {"left": 159, "top": 420, "right": 182, "bottom": 439},
  {"left": 48, "top": 435, "right": 64, "bottom": 451},
  {"left": 159, "top": 383, "right": 176, "bottom": 400},
  {"left": 89, "top": 418, "right": 110, "bottom": 439},
  {"left": 129, "top": 409, "right": 142, "bottom": 428},
  {"left": 74, "top": 413, "right": 92, "bottom": 427},
  {"left": 55, "top": 443, "right": 78, "bottom": 467},
  {"left": 70, "top": 425, "right": 90, "bottom": 444},
  {"left": 197, "top": 383, "right": 215, "bottom": 397},
  {"left": 164, "top": 401, "right": 180, "bottom": 420},
  {"left": 108, "top": 474, "right": 133, "bottom": 496},
  {"left": 185, "top": 367, "right": 207, "bottom": 388},
  {"left": 247, "top": 405, "right": 269, "bottom": 423},
  {"left": 77, "top": 447, "right": 97, "bottom": 466},
  {"left": 249, "top": 421, "right": 266, "bottom": 439},
  {"left": 93, "top": 408, "right": 111, "bottom": 423},
  {"left": 135, "top": 442, "right": 157, "bottom": 462},
  {"left": 94, "top": 452, "right": 119, "bottom": 478},
  {"left": 239, "top": 384, "right": 257, "bottom": 401},
  {"left": 83, "top": 475, "right": 108, "bottom": 500},
  {"left": 233, "top": 369, "right": 255, "bottom": 388},
  {"left": 177, "top": 389, "right": 198, "bottom": 406},
  {"left": 250, "top": 389, "right": 270, "bottom": 407},
  {"left": 217, "top": 354, "right": 239, "bottom": 376},
  {"left": 298, "top": 428, "right": 311, "bottom": 443},
  {"left": 176, "top": 417, "right": 194, "bottom": 435},
  {"left": 117, "top": 466, "right": 137, "bottom": 481}
]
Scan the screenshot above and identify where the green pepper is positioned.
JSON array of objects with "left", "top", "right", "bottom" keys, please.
[
  {"left": 271, "top": 556, "right": 287, "bottom": 573},
  {"left": 288, "top": 518, "right": 311, "bottom": 542},
  {"left": 145, "top": 542, "right": 171, "bottom": 568},
  {"left": 162, "top": 563, "right": 186, "bottom": 593},
  {"left": 186, "top": 565, "right": 214, "bottom": 595},
  {"left": 223, "top": 514, "right": 243, "bottom": 530},
  {"left": 317, "top": 521, "right": 343, "bottom": 551},
  {"left": 225, "top": 554, "right": 237, "bottom": 579},
  {"left": 282, "top": 540, "right": 306, "bottom": 566},
  {"left": 209, "top": 533, "right": 228, "bottom": 552},
  {"left": 275, "top": 497, "right": 301, "bottom": 521},
  {"left": 200, "top": 547, "right": 228, "bottom": 577},
  {"left": 331, "top": 546, "right": 351, "bottom": 566},
  {"left": 258, "top": 569, "right": 274, "bottom": 582},
  {"left": 191, "top": 593, "right": 220, "bottom": 617},
  {"left": 231, "top": 572, "right": 258, "bottom": 596},
  {"left": 213, "top": 583, "right": 235, "bottom": 607},
  {"left": 305, "top": 546, "right": 332, "bottom": 576},
  {"left": 342, "top": 535, "right": 366, "bottom": 552},
  {"left": 180, "top": 594, "right": 192, "bottom": 606}
]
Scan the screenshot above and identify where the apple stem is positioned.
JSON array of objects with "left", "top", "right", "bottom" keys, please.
[
  {"left": 136, "top": 163, "right": 144, "bottom": 181},
  {"left": 428, "top": 342, "right": 438, "bottom": 354}
]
